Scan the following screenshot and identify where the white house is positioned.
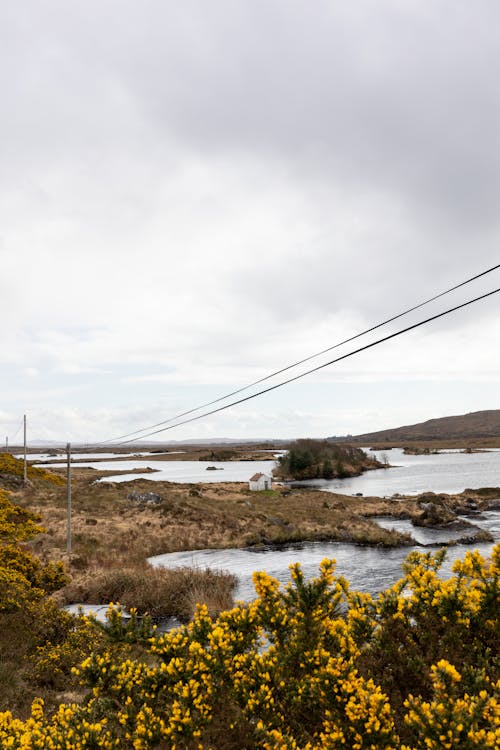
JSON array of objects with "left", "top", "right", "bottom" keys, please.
[{"left": 248, "top": 472, "right": 273, "bottom": 491}]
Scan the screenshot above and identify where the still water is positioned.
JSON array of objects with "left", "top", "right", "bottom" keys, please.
[
  {"left": 150, "top": 509, "right": 499, "bottom": 601},
  {"left": 307, "top": 448, "right": 500, "bottom": 496},
  {"left": 37, "top": 447, "right": 500, "bottom": 493},
  {"left": 149, "top": 448, "right": 500, "bottom": 599},
  {"left": 27, "top": 452, "right": 158, "bottom": 461},
  {"left": 38, "top": 458, "right": 277, "bottom": 483}
]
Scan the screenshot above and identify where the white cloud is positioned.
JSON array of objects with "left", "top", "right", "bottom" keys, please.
[{"left": 1, "top": 1, "right": 500, "bottom": 442}]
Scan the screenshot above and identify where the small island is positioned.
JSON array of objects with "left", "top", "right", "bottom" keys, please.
[{"left": 274, "top": 439, "right": 384, "bottom": 480}]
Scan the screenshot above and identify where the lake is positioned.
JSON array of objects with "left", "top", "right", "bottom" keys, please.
[
  {"left": 38, "top": 457, "right": 278, "bottom": 483},
  {"left": 147, "top": 447, "right": 500, "bottom": 600},
  {"left": 35, "top": 447, "right": 500, "bottom": 600},
  {"left": 301, "top": 447, "right": 500, "bottom": 496},
  {"left": 37, "top": 447, "right": 500, "bottom": 493}
]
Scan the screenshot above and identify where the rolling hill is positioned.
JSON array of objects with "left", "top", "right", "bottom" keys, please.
[{"left": 347, "top": 409, "right": 500, "bottom": 444}]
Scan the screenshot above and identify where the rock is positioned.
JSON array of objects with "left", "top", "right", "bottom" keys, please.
[
  {"left": 455, "top": 505, "right": 481, "bottom": 516},
  {"left": 456, "top": 498, "right": 480, "bottom": 515},
  {"left": 413, "top": 501, "right": 457, "bottom": 527},
  {"left": 128, "top": 491, "right": 163, "bottom": 504},
  {"left": 454, "top": 529, "right": 494, "bottom": 544},
  {"left": 464, "top": 497, "right": 478, "bottom": 506}
]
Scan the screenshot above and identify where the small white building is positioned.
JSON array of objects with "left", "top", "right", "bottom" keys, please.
[{"left": 248, "top": 472, "right": 273, "bottom": 491}]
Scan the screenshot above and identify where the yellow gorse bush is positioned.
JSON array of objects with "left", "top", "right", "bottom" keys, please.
[
  {"left": 0, "top": 453, "right": 64, "bottom": 488},
  {"left": 0, "top": 542, "right": 498, "bottom": 748},
  {"left": 0, "top": 488, "right": 44, "bottom": 544},
  {"left": 0, "top": 490, "right": 68, "bottom": 612}
]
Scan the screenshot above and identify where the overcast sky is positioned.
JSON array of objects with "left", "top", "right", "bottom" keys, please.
[{"left": 1, "top": 1, "right": 500, "bottom": 444}]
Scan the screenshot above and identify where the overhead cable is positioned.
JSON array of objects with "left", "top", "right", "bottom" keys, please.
[
  {"left": 113, "top": 285, "right": 500, "bottom": 444},
  {"left": 102, "top": 262, "right": 500, "bottom": 444}
]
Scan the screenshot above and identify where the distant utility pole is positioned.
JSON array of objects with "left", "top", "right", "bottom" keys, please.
[
  {"left": 5, "top": 436, "right": 8, "bottom": 452},
  {"left": 23, "top": 414, "right": 27, "bottom": 485},
  {"left": 66, "top": 442, "right": 72, "bottom": 555}
]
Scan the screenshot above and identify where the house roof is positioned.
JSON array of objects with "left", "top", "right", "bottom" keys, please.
[{"left": 249, "top": 472, "right": 266, "bottom": 482}]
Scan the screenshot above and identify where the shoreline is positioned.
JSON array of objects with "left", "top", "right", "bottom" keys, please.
[
  {"left": 2, "top": 454, "right": 497, "bottom": 620},
  {"left": 22, "top": 469, "right": 499, "bottom": 563}
]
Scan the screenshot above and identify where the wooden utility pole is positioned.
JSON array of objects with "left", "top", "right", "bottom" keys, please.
[
  {"left": 23, "top": 414, "right": 27, "bottom": 485},
  {"left": 66, "top": 442, "right": 72, "bottom": 555}
]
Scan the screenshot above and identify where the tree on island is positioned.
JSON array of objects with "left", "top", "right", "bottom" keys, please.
[{"left": 275, "top": 439, "right": 382, "bottom": 481}]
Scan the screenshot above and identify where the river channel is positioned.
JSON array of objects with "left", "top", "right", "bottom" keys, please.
[
  {"left": 149, "top": 509, "right": 499, "bottom": 601},
  {"left": 148, "top": 448, "right": 500, "bottom": 600},
  {"left": 36, "top": 448, "right": 500, "bottom": 599}
]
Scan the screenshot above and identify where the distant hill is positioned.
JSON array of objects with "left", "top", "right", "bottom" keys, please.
[{"left": 346, "top": 410, "right": 500, "bottom": 443}]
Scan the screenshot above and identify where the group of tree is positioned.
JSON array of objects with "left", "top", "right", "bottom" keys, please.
[{"left": 276, "top": 438, "right": 382, "bottom": 480}]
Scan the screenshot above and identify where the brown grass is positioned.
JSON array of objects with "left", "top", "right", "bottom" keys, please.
[
  {"left": 14, "top": 472, "right": 418, "bottom": 573},
  {"left": 58, "top": 564, "right": 237, "bottom": 621},
  {"left": 15, "top": 470, "right": 498, "bottom": 572},
  {"left": 6, "top": 466, "right": 498, "bottom": 613}
]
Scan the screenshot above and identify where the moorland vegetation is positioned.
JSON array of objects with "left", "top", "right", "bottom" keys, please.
[{"left": 0, "top": 452, "right": 498, "bottom": 747}]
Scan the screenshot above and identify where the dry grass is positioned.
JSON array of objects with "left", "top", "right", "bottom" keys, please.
[
  {"left": 58, "top": 564, "right": 237, "bottom": 621},
  {"left": 17, "top": 472, "right": 418, "bottom": 572},
  {"left": 7, "top": 466, "right": 498, "bottom": 611}
]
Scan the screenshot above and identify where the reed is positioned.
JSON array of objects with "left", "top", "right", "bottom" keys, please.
[{"left": 59, "top": 564, "right": 237, "bottom": 621}]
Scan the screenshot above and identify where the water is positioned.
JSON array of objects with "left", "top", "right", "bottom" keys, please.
[
  {"left": 35, "top": 445, "right": 498, "bottom": 601},
  {"left": 150, "top": 510, "right": 500, "bottom": 601},
  {"left": 374, "top": 516, "right": 482, "bottom": 545},
  {"left": 303, "top": 448, "right": 500, "bottom": 496},
  {"left": 147, "top": 447, "right": 500, "bottom": 599},
  {"left": 26, "top": 451, "right": 159, "bottom": 461},
  {"left": 36, "top": 447, "right": 500, "bottom": 493},
  {"left": 38, "top": 458, "right": 277, "bottom": 483}
]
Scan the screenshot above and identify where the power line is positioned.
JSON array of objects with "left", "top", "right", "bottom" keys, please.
[
  {"left": 3, "top": 418, "right": 24, "bottom": 444},
  {"left": 11, "top": 423, "right": 23, "bottom": 441},
  {"left": 113, "top": 285, "right": 500, "bottom": 444},
  {"left": 102, "top": 262, "right": 500, "bottom": 444}
]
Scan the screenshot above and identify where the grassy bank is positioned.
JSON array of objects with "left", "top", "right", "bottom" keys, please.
[
  {"left": 11, "top": 459, "right": 499, "bottom": 574},
  {"left": 3, "top": 452, "right": 498, "bottom": 617},
  {"left": 1, "top": 452, "right": 499, "bottom": 735},
  {"left": 23, "top": 471, "right": 415, "bottom": 569},
  {"left": 57, "top": 564, "right": 237, "bottom": 621}
]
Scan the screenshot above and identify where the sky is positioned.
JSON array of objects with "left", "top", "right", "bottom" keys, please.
[{"left": 1, "top": 0, "right": 500, "bottom": 444}]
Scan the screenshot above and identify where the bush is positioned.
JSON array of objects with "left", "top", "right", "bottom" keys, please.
[{"left": 1, "top": 545, "right": 498, "bottom": 748}]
